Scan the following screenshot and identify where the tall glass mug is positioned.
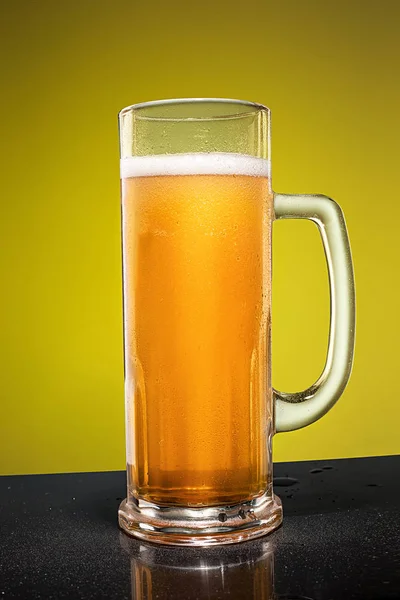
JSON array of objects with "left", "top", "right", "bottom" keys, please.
[{"left": 118, "top": 99, "right": 355, "bottom": 546}]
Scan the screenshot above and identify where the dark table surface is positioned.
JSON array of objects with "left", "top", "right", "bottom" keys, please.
[{"left": 1, "top": 456, "right": 399, "bottom": 599}]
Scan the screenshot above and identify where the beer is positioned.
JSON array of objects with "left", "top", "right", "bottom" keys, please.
[{"left": 121, "top": 153, "right": 272, "bottom": 507}]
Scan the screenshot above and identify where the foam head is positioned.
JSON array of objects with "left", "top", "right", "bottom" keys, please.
[{"left": 120, "top": 152, "right": 270, "bottom": 178}]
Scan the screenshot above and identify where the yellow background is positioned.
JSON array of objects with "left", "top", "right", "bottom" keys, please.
[{"left": 1, "top": 0, "right": 399, "bottom": 475}]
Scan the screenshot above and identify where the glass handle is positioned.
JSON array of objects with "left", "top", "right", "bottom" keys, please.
[{"left": 273, "top": 193, "right": 356, "bottom": 432}]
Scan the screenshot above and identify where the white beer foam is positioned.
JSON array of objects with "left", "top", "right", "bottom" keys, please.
[{"left": 120, "top": 152, "right": 270, "bottom": 178}]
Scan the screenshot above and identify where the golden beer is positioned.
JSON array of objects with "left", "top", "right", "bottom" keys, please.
[{"left": 121, "top": 153, "right": 273, "bottom": 506}]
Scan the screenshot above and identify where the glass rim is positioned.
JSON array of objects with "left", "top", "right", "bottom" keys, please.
[{"left": 119, "top": 98, "right": 270, "bottom": 122}]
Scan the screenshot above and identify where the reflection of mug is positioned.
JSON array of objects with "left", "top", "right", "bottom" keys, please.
[
  {"left": 118, "top": 99, "right": 355, "bottom": 546},
  {"left": 121, "top": 536, "right": 314, "bottom": 600},
  {"left": 127, "top": 539, "right": 275, "bottom": 600}
]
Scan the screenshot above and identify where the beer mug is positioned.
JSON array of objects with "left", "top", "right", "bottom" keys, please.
[{"left": 118, "top": 99, "right": 355, "bottom": 546}]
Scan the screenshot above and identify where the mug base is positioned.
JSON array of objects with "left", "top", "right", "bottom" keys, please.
[{"left": 118, "top": 491, "right": 282, "bottom": 546}]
